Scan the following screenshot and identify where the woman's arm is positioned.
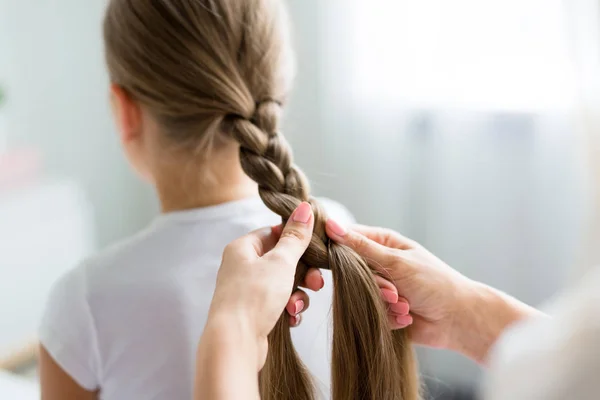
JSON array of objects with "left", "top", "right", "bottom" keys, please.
[
  {"left": 39, "top": 345, "right": 98, "bottom": 400},
  {"left": 195, "top": 315, "right": 261, "bottom": 400}
]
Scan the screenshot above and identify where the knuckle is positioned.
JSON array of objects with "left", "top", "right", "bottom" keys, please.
[
  {"left": 382, "top": 229, "right": 397, "bottom": 245},
  {"left": 223, "top": 241, "right": 238, "bottom": 255},
  {"left": 269, "top": 251, "right": 288, "bottom": 264},
  {"left": 383, "top": 247, "right": 401, "bottom": 263},
  {"left": 268, "top": 250, "right": 294, "bottom": 266},
  {"left": 281, "top": 227, "right": 306, "bottom": 243},
  {"left": 353, "top": 234, "right": 370, "bottom": 253},
  {"left": 381, "top": 228, "right": 393, "bottom": 237},
  {"left": 346, "top": 233, "right": 360, "bottom": 248}
]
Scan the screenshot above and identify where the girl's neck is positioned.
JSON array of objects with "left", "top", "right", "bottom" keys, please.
[
  {"left": 157, "top": 176, "right": 258, "bottom": 213},
  {"left": 153, "top": 149, "right": 259, "bottom": 213}
]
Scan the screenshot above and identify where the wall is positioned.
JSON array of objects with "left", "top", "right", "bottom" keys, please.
[
  {"left": 282, "top": 0, "right": 329, "bottom": 180},
  {"left": 0, "top": 0, "right": 157, "bottom": 248}
]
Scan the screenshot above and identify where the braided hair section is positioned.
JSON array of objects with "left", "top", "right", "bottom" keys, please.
[
  {"left": 229, "top": 101, "right": 329, "bottom": 271},
  {"left": 226, "top": 100, "right": 421, "bottom": 400}
]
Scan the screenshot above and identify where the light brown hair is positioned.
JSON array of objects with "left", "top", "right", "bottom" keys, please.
[{"left": 104, "top": 1, "right": 420, "bottom": 398}]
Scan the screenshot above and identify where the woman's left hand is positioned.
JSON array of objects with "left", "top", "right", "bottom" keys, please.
[{"left": 204, "top": 202, "right": 317, "bottom": 367}]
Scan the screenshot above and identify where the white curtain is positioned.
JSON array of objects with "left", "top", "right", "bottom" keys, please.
[
  {"left": 564, "top": 0, "right": 600, "bottom": 274},
  {"left": 314, "top": 0, "right": 589, "bottom": 391}
]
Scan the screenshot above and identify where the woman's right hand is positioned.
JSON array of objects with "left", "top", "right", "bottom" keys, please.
[{"left": 326, "top": 221, "right": 542, "bottom": 364}]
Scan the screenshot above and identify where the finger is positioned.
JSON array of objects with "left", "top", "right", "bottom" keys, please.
[
  {"left": 388, "top": 314, "right": 413, "bottom": 330},
  {"left": 395, "top": 314, "right": 413, "bottom": 327},
  {"left": 352, "top": 224, "right": 417, "bottom": 250},
  {"left": 375, "top": 275, "right": 398, "bottom": 304},
  {"left": 286, "top": 289, "right": 310, "bottom": 316},
  {"left": 289, "top": 313, "right": 302, "bottom": 328},
  {"left": 228, "top": 227, "right": 278, "bottom": 259},
  {"left": 299, "top": 268, "right": 325, "bottom": 292},
  {"left": 389, "top": 298, "right": 410, "bottom": 316},
  {"left": 326, "top": 219, "right": 395, "bottom": 272},
  {"left": 271, "top": 224, "right": 283, "bottom": 238},
  {"left": 267, "top": 202, "right": 314, "bottom": 267}
]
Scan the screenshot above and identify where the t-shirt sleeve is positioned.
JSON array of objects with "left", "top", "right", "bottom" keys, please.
[
  {"left": 39, "top": 267, "right": 100, "bottom": 391},
  {"left": 483, "top": 266, "right": 600, "bottom": 400}
]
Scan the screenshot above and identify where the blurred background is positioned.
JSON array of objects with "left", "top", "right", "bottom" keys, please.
[{"left": 1, "top": 0, "right": 600, "bottom": 398}]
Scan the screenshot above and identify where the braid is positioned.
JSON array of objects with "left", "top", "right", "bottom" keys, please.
[
  {"left": 230, "top": 101, "right": 330, "bottom": 271},
  {"left": 229, "top": 101, "right": 421, "bottom": 400}
]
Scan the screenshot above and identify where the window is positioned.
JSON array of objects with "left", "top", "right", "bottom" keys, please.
[{"left": 336, "top": 0, "right": 575, "bottom": 111}]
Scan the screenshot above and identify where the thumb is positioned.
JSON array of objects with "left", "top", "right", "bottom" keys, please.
[
  {"left": 326, "top": 219, "right": 394, "bottom": 270},
  {"left": 268, "top": 202, "right": 315, "bottom": 266}
]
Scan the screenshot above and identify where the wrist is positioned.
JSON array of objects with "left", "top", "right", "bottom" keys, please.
[
  {"left": 450, "top": 280, "right": 540, "bottom": 364},
  {"left": 195, "top": 312, "right": 263, "bottom": 399},
  {"left": 202, "top": 310, "right": 265, "bottom": 370}
]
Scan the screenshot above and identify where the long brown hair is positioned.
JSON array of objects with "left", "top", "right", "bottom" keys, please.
[{"left": 104, "top": 1, "right": 420, "bottom": 398}]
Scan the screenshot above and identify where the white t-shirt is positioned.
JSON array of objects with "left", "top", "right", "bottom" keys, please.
[
  {"left": 484, "top": 266, "right": 600, "bottom": 400},
  {"left": 39, "top": 197, "right": 354, "bottom": 400}
]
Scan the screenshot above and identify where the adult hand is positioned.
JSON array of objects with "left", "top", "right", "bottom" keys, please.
[
  {"left": 205, "top": 202, "right": 317, "bottom": 369},
  {"left": 326, "top": 221, "right": 541, "bottom": 364},
  {"left": 196, "top": 203, "right": 320, "bottom": 399},
  {"left": 271, "top": 226, "right": 413, "bottom": 329}
]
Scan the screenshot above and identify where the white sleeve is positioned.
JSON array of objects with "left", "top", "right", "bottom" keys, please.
[
  {"left": 483, "top": 267, "right": 600, "bottom": 400},
  {"left": 39, "top": 267, "right": 100, "bottom": 391}
]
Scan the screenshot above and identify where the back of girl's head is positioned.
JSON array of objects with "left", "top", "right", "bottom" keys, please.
[
  {"left": 104, "top": 0, "right": 294, "bottom": 153},
  {"left": 103, "top": 1, "right": 420, "bottom": 399}
]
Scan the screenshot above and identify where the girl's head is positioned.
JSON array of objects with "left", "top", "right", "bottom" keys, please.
[{"left": 104, "top": 0, "right": 294, "bottom": 184}]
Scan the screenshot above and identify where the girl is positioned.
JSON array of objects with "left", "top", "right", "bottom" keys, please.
[
  {"left": 37, "top": 1, "right": 359, "bottom": 399},
  {"left": 39, "top": 1, "right": 410, "bottom": 398}
]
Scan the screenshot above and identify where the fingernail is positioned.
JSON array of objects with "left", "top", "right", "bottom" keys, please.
[
  {"left": 294, "top": 300, "right": 305, "bottom": 316},
  {"left": 319, "top": 275, "right": 325, "bottom": 290},
  {"left": 381, "top": 289, "right": 399, "bottom": 304},
  {"left": 328, "top": 219, "right": 347, "bottom": 237},
  {"left": 292, "top": 202, "right": 312, "bottom": 224}
]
